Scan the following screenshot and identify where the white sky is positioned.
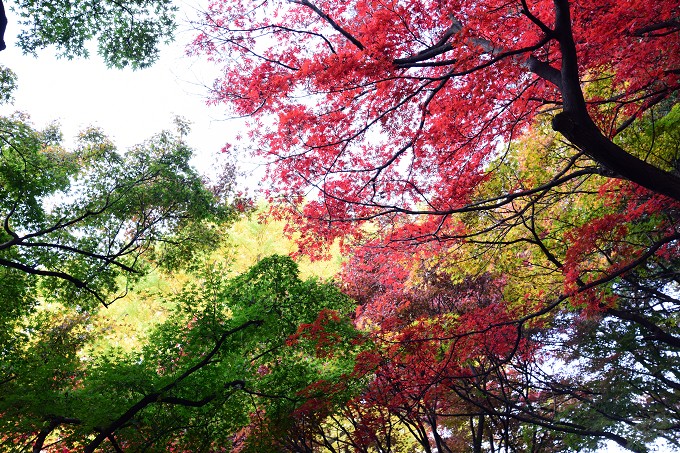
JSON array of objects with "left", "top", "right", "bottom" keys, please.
[{"left": 0, "top": 1, "right": 257, "bottom": 183}]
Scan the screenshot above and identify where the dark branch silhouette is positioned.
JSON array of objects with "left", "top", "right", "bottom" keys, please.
[
  {"left": 84, "top": 320, "right": 263, "bottom": 453},
  {"left": 0, "top": 0, "right": 7, "bottom": 51}
]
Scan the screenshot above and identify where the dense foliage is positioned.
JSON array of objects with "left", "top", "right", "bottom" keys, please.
[
  {"left": 0, "top": 0, "right": 678, "bottom": 451},
  {"left": 2, "top": 0, "right": 177, "bottom": 68},
  {"left": 188, "top": 0, "right": 680, "bottom": 451},
  {"left": 193, "top": 0, "right": 679, "bottom": 225},
  {"left": 0, "top": 253, "right": 360, "bottom": 452},
  {"left": 334, "top": 118, "right": 680, "bottom": 451},
  {"left": 0, "top": 116, "right": 237, "bottom": 448},
  {"left": 0, "top": 115, "right": 237, "bottom": 307}
]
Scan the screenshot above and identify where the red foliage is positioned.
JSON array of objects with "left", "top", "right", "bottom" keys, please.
[
  {"left": 287, "top": 308, "right": 347, "bottom": 358},
  {"left": 189, "top": 2, "right": 680, "bottom": 449},
  {"left": 192, "top": 0, "right": 679, "bottom": 254},
  {"left": 562, "top": 183, "right": 680, "bottom": 311}
]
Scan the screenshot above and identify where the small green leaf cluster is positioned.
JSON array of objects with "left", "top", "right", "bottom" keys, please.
[{"left": 0, "top": 65, "right": 17, "bottom": 104}]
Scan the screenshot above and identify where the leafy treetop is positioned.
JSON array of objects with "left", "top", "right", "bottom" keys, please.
[
  {"left": 0, "top": 255, "right": 361, "bottom": 453},
  {"left": 192, "top": 0, "right": 679, "bottom": 250},
  {"left": 2, "top": 0, "right": 177, "bottom": 68},
  {"left": 0, "top": 114, "right": 238, "bottom": 308}
]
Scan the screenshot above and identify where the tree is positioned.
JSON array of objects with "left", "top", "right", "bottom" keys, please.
[
  {"left": 192, "top": 0, "right": 679, "bottom": 228},
  {"left": 0, "top": 113, "right": 239, "bottom": 310},
  {"left": 322, "top": 110, "right": 677, "bottom": 451},
  {"left": 0, "top": 0, "right": 6, "bottom": 51},
  {"left": 190, "top": 2, "right": 679, "bottom": 448},
  {"left": 190, "top": 0, "right": 680, "bottom": 360},
  {"left": 0, "top": 0, "right": 178, "bottom": 68},
  {"left": 0, "top": 114, "right": 260, "bottom": 451},
  {"left": 0, "top": 255, "right": 360, "bottom": 452}
]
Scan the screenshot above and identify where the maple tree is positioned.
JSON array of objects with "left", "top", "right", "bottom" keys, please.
[
  {"left": 192, "top": 0, "right": 679, "bottom": 232},
  {"left": 0, "top": 114, "right": 239, "bottom": 308},
  {"left": 190, "top": 1, "right": 679, "bottom": 449},
  {"left": 191, "top": 0, "right": 679, "bottom": 353},
  {"left": 0, "top": 0, "right": 677, "bottom": 450},
  {"left": 244, "top": 171, "right": 678, "bottom": 451},
  {"left": 329, "top": 120, "right": 680, "bottom": 451},
  {"left": 0, "top": 115, "right": 248, "bottom": 452}
]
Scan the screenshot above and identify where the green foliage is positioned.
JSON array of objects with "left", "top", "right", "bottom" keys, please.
[
  {"left": 0, "top": 255, "right": 361, "bottom": 452},
  {"left": 0, "top": 115, "right": 241, "bottom": 431},
  {"left": 0, "top": 114, "right": 236, "bottom": 311},
  {"left": 0, "top": 112, "right": 250, "bottom": 451},
  {"left": 615, "top": 101, "right": 680, "bottom": 173},
  {"left": 0, "top": 65, "right": 17, "bottom": 104},
  {"left": 11, "top": 0, "right": 177, "bottom": 69}
]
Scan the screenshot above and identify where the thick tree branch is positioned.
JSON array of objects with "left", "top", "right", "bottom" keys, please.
[
  {"left": 0, "top": 0, "right": 6, "bottom": 51},
  {"left": 607, "top": 307, "right": 680, "bottom": 348},
  {"left": 156, "top": 380, "right": 248, "bottom": 407},
  {"left": 0, "top": 256, "right": 108, "bottom": 304},
  {"left": 552, "top": 0, "right": 587, "bottom": 115},
  {"left": 632, "top": 19, "right": 680, "bottom": 37},
  {"left": 551, "top": 111, "right": 680, "bottom": 202},
  {"left": 394, "top": 18, "right": 462, "bottom": 66},
  {"left": 526, "top": 56, "right": 562, "bottom": 90},
  {"left": 550, "top": 0, "right": 680, "bottom": 201},
  {"left": 32, "top": 416, "right": 81, "bottom": 453}
]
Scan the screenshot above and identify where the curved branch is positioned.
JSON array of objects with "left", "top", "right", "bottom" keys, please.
[
  {"left": 394, "top": 18, "right": 462, "bottom": 66},
  {"left": 32, "top": 416, "right": 81, "bottom": 453},
  {"left": 632, "top": 19, "right": 680, "bottom": 36},
  {"left": 551, "top": 0, "right": 680, "bottom": 201},
  {"left": 0, "top": 256, "right": 107, "bottom": 304},
  {"left": 607, "top": 307, "right": 680, "bottom": 348},
  {"left": 84, "top": 320, "right": 263, "bottom": 453},
  {"left": 287, "top": 0, "right": 364, "bottom": 50}
]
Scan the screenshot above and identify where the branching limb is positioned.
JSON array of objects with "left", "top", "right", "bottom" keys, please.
[
  {"left": 83, "top": 320, "right": 263, "bottom": 453},
  {"left": 0, "top": 0, "right": 6, "bottom": 51},
  {"left": 32, "top": 416, "right": 81, "bottom": 453},
  {"left": 287, "top": 0, "right": 364, "bottom": 50}
]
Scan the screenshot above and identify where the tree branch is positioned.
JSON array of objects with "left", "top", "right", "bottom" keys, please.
[
  {"left": 394, "top": 18, "right": 462, "bottom": 66},
  {"left": 83, "top": 320, "right": 262, "bottom": 453},
  {"left": 32, "top": 416, "right": 81, "bottom": 453},
  {"left": 0, "top": 0, "right": 6, "bottom": 51},
  {"left": 287, "top": 0, "right": 364, "bottom": 50},
  {"left": 632, "top": 19, "right": 680, "bottom": 36},
  {"left": 551, "top": 0, "right": 680, "bottom": 201}
]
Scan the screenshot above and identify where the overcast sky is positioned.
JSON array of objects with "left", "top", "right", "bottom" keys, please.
[{"left": 0, "top": 2, "right": 255, "bottom": 182}]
